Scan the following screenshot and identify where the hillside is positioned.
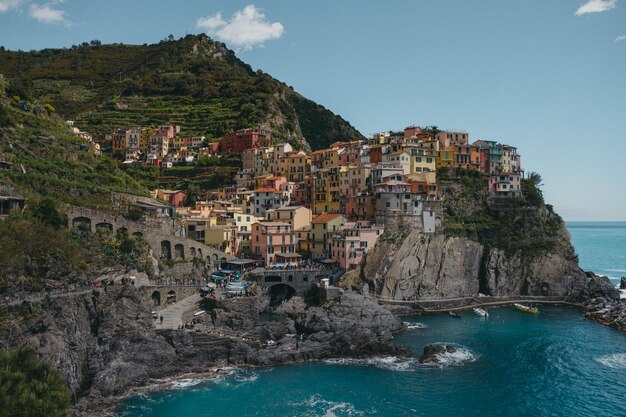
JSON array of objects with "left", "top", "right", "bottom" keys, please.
[
  {"left": 0, "top": 100, "right": 148, "bottom": 206},
  {"left": 0, "top": 34, "right": 365, "bottom": 150}
]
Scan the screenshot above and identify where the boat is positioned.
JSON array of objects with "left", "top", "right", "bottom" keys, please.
[
  {"left": 449, "top": 311, "right": 462, "bottom": 319},
  {"left": 515, "top": 303, "right": 539, "bottom": 313},
  {"left": 473, "top": 307, "right": 488, "bottom": 317}
]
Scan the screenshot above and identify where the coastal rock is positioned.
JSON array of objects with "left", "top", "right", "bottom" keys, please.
[
  {"left": 584, "top": 298, "right": 626, "bottom": 332},
  {"left": 620, "top": 277, "right": 626, "bottom": 290},
  {"left": 356, "top": 219, "right": 619, "bottom": 303},
  {"left": 3, "top": 286, "right": 408, "bottom": 415},
  {"left": 419, "top": 344, "right": 457, "bottom": 364}
]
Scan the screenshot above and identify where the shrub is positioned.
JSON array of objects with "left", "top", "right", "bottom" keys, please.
[{"left": 0, "top": 346, "right": 71, "bottom": 417}]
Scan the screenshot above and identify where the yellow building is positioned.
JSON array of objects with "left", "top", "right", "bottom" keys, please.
[
  {"left": 437, "top": 149, "right": 456, "bottom": 169},
  {"left": 311, "top": 147, "right": 340, "bottom": 170},
  {"left": 205, "top": 224, "right": 234, "bottom": 255},
  {"left": 313, "top": 166, "right": 344, "bottom": 214},
  {"left": 310, "top": 213, "right": 346, "bottom": 259},
  {"left": 277, "top": 151, "right": 311, "bottom": 182},
  {"left": 339, "top": 164, "right": 371, "bottom": 199},
  {"left": 404, "top": 140, "right": 439, "bottom": 174}
]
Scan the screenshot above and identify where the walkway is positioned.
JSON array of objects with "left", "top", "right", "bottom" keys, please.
[{"left": 154, "top": 293, "right": 203, "bottom": 330}]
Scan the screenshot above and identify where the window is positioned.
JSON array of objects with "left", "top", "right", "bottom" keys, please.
[{"left": 386, "top": 202, "right": 391, "bottom": 208}]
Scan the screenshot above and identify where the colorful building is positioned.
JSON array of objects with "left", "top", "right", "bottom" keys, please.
[
  {"left": 330, "top": 222, "right": 384, "bottom": 270},
  {"left": 251, "top": 221, "right": 297, "bottom": 265},
  {"left": 310, "top": 213, "right": 346, "bottom": 259}
]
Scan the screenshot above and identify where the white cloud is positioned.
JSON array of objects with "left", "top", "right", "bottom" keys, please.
[
  {"left": 196, "top": 5, "right": 284, "bottom": 50},
  {"left": 616, "top": 35, "right": 626, "bottom": 42},
  {"left": 575, "top": 0, "right": 617, "bottom": 16},
  {"left": 28, "top": 3, "right": 68, "bottom": 24},
  {"left": 0, "top": 0, "right": 22, "bottom": 13}
]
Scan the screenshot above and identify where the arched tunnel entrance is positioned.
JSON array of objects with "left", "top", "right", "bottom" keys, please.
[
  {"left": 268, "top": 283, "right": 296, "bottom": 307},
  {"left": 151, "top": 291, "right": 161, "bottom": 307}
]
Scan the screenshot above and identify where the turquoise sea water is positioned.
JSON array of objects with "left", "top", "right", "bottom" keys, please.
[
  {"left": 118, "top": 222, "right": 626, "bottom": 417},
  {"left": 567, "top": 221, "right": 626, "bottom": 287}
]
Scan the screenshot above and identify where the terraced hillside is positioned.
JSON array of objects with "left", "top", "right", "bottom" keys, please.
[{"left": 0, "top": 34, "right": 365, "bottom": 150}]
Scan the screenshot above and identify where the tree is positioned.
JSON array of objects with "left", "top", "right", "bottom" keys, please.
[
  {"left": 522, "top": 171, "right": 544, "bottom": 206},
  {"left": 29, "top": 198, "right": 65, "bottom": 230},
  {"left": 0, "top": 346, "right": 71, "bottom": 417}
]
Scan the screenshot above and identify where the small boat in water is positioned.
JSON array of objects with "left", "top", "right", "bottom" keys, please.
[
  {"left": 515, "top": 303, "right": 539, "bottom": 313},
  {"left": 449, "top": 311, "right": 462, "bottom": 319},
  {"left": 473, "top": 307, "right": 488, "bottom": 317}
]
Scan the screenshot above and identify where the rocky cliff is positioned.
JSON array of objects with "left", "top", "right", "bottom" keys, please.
[
  {"left": 2, "top": 285, "right": 406, "bottom": 414},
  {"left": 350, "top": 210, "right": 618, "bottom": 303}
]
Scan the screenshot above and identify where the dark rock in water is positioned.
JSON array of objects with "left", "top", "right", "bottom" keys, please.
[
  {"left": 419, "top": 344, "right": 457, "bottom": 364},
  {"left": 584, "top": 297, "right": 626, "bottom": 333},
  {"left": 584, "top": 273, "right": 621, "bottom": 300},
  {"left": 620, "top": 277, "right": 626, "bottom": 290}
]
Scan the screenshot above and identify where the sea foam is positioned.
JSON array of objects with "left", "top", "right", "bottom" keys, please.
[
  {"left": 595, "top": 353, "right": 626, "bottom": 369},
  {"left": 404, "top": 322, "right": 427, "bottom": 329},
  {"left": 420, "top": 343, "right": 478, "bottom": 367},
  {"left": 292, "top": 394, "right": 365, "bottom": 417}
]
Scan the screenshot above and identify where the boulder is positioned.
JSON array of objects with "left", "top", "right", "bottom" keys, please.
[
  {"left": 419, "top": 344, "right": 457, "bottom": 364},
  {"left": 620, "top": 277, "right": 626, "bottom": 290}
]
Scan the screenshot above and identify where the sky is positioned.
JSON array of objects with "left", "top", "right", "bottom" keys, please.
[{"left": 0, "top": 0, "right": 625, "bottom": 220}]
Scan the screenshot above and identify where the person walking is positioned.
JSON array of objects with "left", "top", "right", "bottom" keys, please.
[{"left": 160, "top": 315, "right": 164, "bottom": 325}]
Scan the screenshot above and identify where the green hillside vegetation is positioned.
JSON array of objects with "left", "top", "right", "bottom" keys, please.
[
  {"left": 0, "top": 34, "right": 365, "bottom": 150},
  {"left": 0, "top": 100, "right": 148, "bottom": 207},
  {"left": 0, "top": 346, "right": 71, "bottom": 417},
  {"left": 440, "top": 169, "right": 563, "bottom": 256}
]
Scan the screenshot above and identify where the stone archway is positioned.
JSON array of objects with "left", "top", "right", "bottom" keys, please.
[
  {"left": 95, "top": 222, "right": 113, "bottom": 234},
  {"left": 117, "top": 227, "right": 129, "bottom": 237},
  {"left": 166, "top": 290, "right": 176, "bottom": 304},
  {"left": 189, "top": 247, "right": 196, "bottom": 258},
  {"left": 161, "top": 240, "right": 172, "bottom": 260},
  {"left": 72, "top": 216, "right": 92, "bottom": 231},
  {"left": 213, "top": 254, "right": 219, "bottom": 261},
  {"left": 151, "top": 291, "right": 161, "bottom": 307},
  {"left": 174, "top": 244, "right": 185, "bottom": 259},
  {"left": 268, "top": 283, "right": 296, "bottom": 307},
  {"left": 197, "top": 249, "right": 203, "bottom": 258},
  {"left": 133, "top": 231, "right": 143, "bottom": 238}
]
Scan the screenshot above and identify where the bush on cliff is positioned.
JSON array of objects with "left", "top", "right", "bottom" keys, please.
[{"left": 0, "top": 346, "right": 71, "bottom": 417}]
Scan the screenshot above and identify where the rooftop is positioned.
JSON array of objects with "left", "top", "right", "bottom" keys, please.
[{"left": 312, "top": 213, "right": 344, "bottom": 223}]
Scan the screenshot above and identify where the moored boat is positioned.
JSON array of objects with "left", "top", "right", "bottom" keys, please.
[
  {"left": 473, "top": 307, "right": 488, "bottom": 317},
  {"left": 515, "top": 303, "right": 539, "bottom": 313},
  {"left": 449, "top": 311, "right": 462, "bottom": 319}
]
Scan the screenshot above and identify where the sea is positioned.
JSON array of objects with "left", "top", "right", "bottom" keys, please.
[{"left": 117, "top": 222, "right": 626, "bottom": 417}]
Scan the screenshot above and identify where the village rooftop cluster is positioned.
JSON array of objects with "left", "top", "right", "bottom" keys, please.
[{"left": 77, "top": 123, "right": 524, "bottom": 269}]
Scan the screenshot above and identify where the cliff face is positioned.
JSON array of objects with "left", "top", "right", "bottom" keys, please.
[
  {"left": 4, "top": 287, "right": 177, "bottom": 398},
  {"left": 2, "top": 286, "right": 406, "bottom": 411},
  {"left": 357, "top": 215, "right": 615, "bottom": 302}
]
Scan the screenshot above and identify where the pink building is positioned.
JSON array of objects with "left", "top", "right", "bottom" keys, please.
[
  {"left": 158, "top": 125, "right": 175, "bottom": 139},
  {"left": 251, "top": 221, "right": 296, "bottom": 265},
  {"left": 330, "top": 222, "right": 384, "bottom": 270}
]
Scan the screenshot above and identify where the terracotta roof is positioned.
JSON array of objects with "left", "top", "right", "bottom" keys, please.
[{"left": 311, "top": 213, "right": 344, "bottom": 223}]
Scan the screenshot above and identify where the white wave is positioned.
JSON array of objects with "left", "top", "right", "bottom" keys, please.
[
  {"left": 170, "top": 378, "right": 205, "bottom": 389},
  {"left": 292, "top": 394, "right": 364, "bottom": 417},
  {"left": 404, "top": 322, "right": 427, "bottom": 329},
  {"left": 595, "top": 353, "right": 626, "bottom": 369},
  {"left": 323, "top": 356, "right": 419, "bottom": 372},
  {"left": 606, "top": 269, "right": 626, "bottom": 273},
  {"left": 420, "top": 343, "right": 478, "bottom": 367},
  {"left": 232, "top": 369, "right": 259, "bottom": 384}
]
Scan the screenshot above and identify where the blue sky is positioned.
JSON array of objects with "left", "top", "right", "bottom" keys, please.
[{"left": 1, "top": 0, "right": 625, "bottom": 220}]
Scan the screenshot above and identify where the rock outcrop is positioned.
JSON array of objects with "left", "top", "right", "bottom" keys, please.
[
  {"left": 419, "top": 344, "right": 457, "bottom": 364},
  {"left": 353, "top": 220, "right": 619, "bottom": 303},
  {"left": 584, "top": 298, "right": 626, "bottom": 332},
  {"left": 3, "top": 286, "right": 406, "bottom": 414}
]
